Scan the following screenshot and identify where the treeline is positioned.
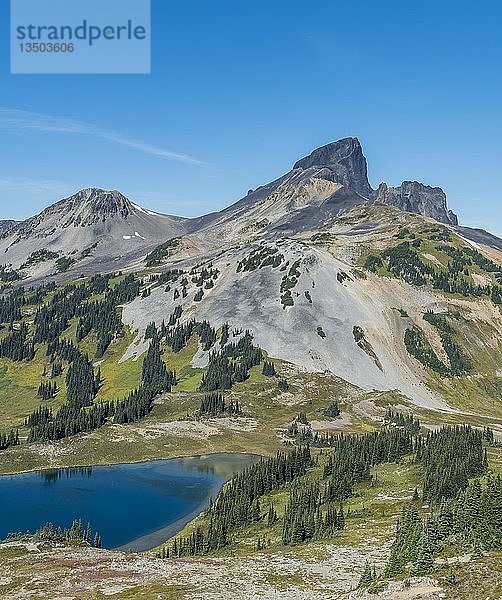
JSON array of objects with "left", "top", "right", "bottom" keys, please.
[
  {"left": 199, "top": 332, "right": 263, "bottom": 391},
  {"left": 161, "top": 447, "right": 312, "bottom": 557},
  {"left": 386, "top": 474, "right": 502, "bottom": 577},
  {"left": 366, "top": 241, "right": 501, "bottom": 303},
  {"left": 27, "top": 333, "right": 175, "bottom": 441}
]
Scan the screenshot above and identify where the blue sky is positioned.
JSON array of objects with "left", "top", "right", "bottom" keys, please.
[{"left": 0, "top": 0, "right": 501, "bottom": 236}]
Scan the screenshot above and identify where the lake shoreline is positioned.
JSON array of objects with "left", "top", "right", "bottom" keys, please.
[
  {"left": 0, "top": 450, "right": 264, "bottom": 478},
  {"left": 0, "top": 452, "right": 262, "bottom": 551}
]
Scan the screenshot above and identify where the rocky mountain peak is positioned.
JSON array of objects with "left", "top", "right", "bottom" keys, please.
[
  {"left": 10, "top": 188, "right": 148, "bottom": 239},
  {"left": 56, "top": 188, "right": 133, "bottom": 220},
  {"left": 293, "top": 137, "right": 373, "bottom": 199},
  {"left": 375, "top": 181, "right": 458, "bottom": 226}
]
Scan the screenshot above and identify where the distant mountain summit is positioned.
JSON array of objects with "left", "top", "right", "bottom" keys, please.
[
  {"left": 0, "top": 137, "right": 496, "bottom": 280},
  {"left": 293, "top": 137, "right": 374, "bottom": 200},
  {"left": 0, "top": 188, "right": 187, "bottom": 279},
  {"left": 292, "top": 137, "right": 458, "bottom": 225},
  {"left": 13, "top": 188, "right": 137, "bottom": 235},
  {"left": 192, "top": 137, "right": 460, "bottom": 240}
]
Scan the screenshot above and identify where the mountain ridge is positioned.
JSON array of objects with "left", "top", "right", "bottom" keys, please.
[{"left": 0, "top": 137, "right": 499, "bottom": 278}]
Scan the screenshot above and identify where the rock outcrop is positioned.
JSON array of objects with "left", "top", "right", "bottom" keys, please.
[
  {"left": 293, "top": 137, "right": 374, "bottom": 200},
  {"left": 374, "top": 181, "right": 458, "bottom": 225}
]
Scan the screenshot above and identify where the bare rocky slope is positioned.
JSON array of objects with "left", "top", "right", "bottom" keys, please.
[
  {"left": 1, "top": 138, "right": 501, "bottom": 411},
  {"left": 0, "top": 188, "right": 187, "bottom": 278}
]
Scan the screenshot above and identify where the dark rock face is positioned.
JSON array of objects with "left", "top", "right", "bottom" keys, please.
[
  {"left": 52, "top": 188, "right": 133, "bottom": 225},
  {"left": 374, "top": 181, "right": 458, "bottom": 225},
  {"left": 293, "top": 137, "right": 373, "bottom": 199},
  {"left": 0, "top": 220, "right": 19, "bottom": 236}
]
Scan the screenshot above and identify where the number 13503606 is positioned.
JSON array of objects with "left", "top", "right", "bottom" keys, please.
[{"left": 19, "top": 42, "right": 75, "bottom": 52}]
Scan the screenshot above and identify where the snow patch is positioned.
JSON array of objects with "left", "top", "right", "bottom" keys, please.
[
  {"left": 131, "top": 201, "right": 160, "bottom": 217},
  {"left": 457, "top": 233, "right": 481, "bottom": 249}
]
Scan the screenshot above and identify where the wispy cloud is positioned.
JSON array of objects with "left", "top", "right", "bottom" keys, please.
[
  {"left": 0, "top": 175, "right": 79, "bottom": 197},
  {"left": 0, "top": 108, "right": 204, "bottom": 166}
]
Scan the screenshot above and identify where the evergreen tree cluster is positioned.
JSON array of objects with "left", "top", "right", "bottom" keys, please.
[
  {"left": 384, "top": 409, "right": 421, "bottom": 434},
  {"left": 164, "top": 318, "right": 196, "bottom": 352},
  {"left": 358, "top": 561, "right": 377, "bottom": 588},
  {"left": 386, "top": 474, "right": 502, "bottom": 576},
  {"left": 0, "top": 288, "right": 24, "bottom": 322},
  {"left": 277, "top": 378, "right": 289, "bottom": 391},
  {"left": 0, "top": 428, "right": 19, "bottom": 450},
  {"left": 140, "top": 334, "right": 176, "bottom": 394},
  {"left": 219, "top": 323, "right": 229, "bottom": 347},
  {"left": 66, "top": 352, "right": 100, "bottom": 408},
  {"left": 48, "top": 362, "right": 63, "bottom": 378},
  {"left": 34, "top": 274, "right": 139, "bottom": 355},
  {"left": 27, "top": 401, "right": 113, "bottom": 442},
  {"left": 422, "top": 312, "right": 472, "bottom": 375},
  {"left": 404, "top": 327, "right": 449, "bottom": 375},
  {"left": 199, "top": 331, "right": 263, "bottom": 391},
  {"left": 323, "top": 401, "right": 340, "bottom": 418},
  {"left": 369, "top": 241, "right": 501, "bottom": 302},
  {"left": 34, "top": 282, "right": 93, "bottom": 344},
  {"left": 113, "top": 387, "right": 157, "bottom": 424},
  {"left": 37, "top": 381, "right": 57, "bottom": 401},
  {"left": 25, "top": 405, "right": 51, "bottom": 427},
  {"left": 262, "top": 361, "right": 276, "bottom": 377},
  {"left": 33, "top": 519, "right": 102, "bottom": 548},
  {"left": 282, "top": 482, "right": 345, "bottom": 545},
  {"left": 76, "top": 274, "right": 140, "bottom": 357},
  {"left": 27, "top": 324, "right": 175, "bottom": 440},
  {"left": 0, "top": 265, "right": 21, "bottom": 283},
  {"left": 198, "top": 393, "right": 241, "bottom": 417},
  {"left": 415, "top": 425, "right": 486, "bottom": 503},
  {"left": 0, "top": 322, "right": 35, "bottom": 361},
  {"left": 196, "top": 321, "right": 217, "bottom": 351},
  {"left": 145, "top": 237, "right": 181, "bottom": 267},
  {"left": 163, "top": 447, "right": 312, "bottom": 557},
  {"left": 323, "top": 429, "right": 414, "bottom": 501},
  {"left": 280, "top": 260, "right": 301, "bottom": 308},
  {"left": 236, "top": 245, "right": 284, "bottom": 272},
  {"left": 114, "top": 333, "right": 176, "bottom": 423},
  {"left": 191, "top": 267, "right": 220, "bottom": 288}
]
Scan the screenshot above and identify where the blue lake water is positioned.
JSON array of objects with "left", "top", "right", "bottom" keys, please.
[{"left": 0, "top": 453, "right": 258, "bottom": 550}]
